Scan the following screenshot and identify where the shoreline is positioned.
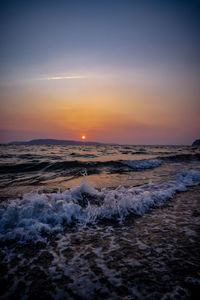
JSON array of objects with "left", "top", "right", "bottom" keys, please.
[{"left": 0, "top": 185, "right": 200, "bottom": 299}]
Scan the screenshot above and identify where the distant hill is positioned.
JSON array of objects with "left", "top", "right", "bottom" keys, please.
[
  {"left": 192, "top": 139, "right": 200, "bottom": 146},
  {"left": 9, "top": 139, "right": 103, "bottom": 145}
]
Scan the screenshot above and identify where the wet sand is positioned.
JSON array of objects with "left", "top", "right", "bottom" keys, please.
[{"left": 0, "top": 186, "right": 200, "bottom": 299}]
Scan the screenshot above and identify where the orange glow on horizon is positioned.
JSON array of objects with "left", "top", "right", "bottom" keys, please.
[{"left": 1, "top": 70, "right": 199, "bottom": 145}]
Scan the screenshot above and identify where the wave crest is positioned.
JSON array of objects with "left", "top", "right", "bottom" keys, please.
[
  {"left": 0, "top": 169, "right": 200, "bottom": 243},
  {"left": 122, "top": 158, "right": 162, "bottom": 169}
]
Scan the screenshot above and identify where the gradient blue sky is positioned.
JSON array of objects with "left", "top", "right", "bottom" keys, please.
[{"left": 0, "top": 0, "right": 199, "bottom": 144}]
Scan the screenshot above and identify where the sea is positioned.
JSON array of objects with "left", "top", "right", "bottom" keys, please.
[{"left": 0, "top": 144, "right": 200, "bottom": 299}]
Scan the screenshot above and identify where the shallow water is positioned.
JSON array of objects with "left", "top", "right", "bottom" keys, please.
[
  {"left": 0, "top": 145, "right": 200, "bottom": 299},
  {"left": 0, "top": 145, "right": 199, "bottom": 199}
]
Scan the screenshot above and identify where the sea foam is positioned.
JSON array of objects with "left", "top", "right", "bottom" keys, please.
[
  {"left": 122, "top": 158, "right": 163, "bottom": 169},
  {"left": 0, "top": 169, "right": 200, "bottom": 243}
]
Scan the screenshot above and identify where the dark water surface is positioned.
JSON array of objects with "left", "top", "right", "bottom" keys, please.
[
  {"left": 0, "top": 145, "right": 200, "bottom": 299},
  {"left": 0, "top": 144, "right": 199, "bottom": 200}
]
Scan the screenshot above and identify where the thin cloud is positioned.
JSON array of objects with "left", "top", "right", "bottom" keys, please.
[{"left": 38, "top": 75, "right": 87, "bottom": 80}]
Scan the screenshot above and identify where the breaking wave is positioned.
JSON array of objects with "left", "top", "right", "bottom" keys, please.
[
  {"left": 1, "top": 154, "right": 199, "bottom": 175},
  {"left": 0, "top": 169, "right": 200, "bottom": 243},
  {"left": 122, "top": 158, "right": 162, "bottom": 169}
]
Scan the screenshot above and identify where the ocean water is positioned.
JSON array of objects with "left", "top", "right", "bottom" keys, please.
[{"left": 0, "top": 145, "right": 200, "bottom": 299}]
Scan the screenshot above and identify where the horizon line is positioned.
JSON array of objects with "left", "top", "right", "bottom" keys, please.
[{"left": 0, "top": 138, "right": 196, "bottom": 146}]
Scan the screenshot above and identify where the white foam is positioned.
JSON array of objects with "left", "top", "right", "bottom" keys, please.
[
  {"left": 122, "top": 158, "right": 162, "bottom": 169},
  {"left": 0, "top": 169, "right": 200, "bottom": 242}
]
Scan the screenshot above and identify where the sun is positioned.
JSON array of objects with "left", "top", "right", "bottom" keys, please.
[{"left": 81, "top": 135, "right": 86, "bottom": 140}]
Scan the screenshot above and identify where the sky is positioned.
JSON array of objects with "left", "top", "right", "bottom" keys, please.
[{"left": 0, "top": 0, "right": 199, "bottom": 144}]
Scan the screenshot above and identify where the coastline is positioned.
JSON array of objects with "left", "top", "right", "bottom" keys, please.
[{"left": 0, "top": 185, "right": 200, "bottom": 299}]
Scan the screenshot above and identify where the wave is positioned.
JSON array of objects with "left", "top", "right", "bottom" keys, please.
[
  {"left": 70, "top": 152, "right": 98, "bottom": 158},
  {"left": 0, "top": 158, "right": 163, "bottom": 175},
  {"left": 0, "top": 162, "right": 50, "bottom": 174},
  {"left": 0, "top": 169, "right": 200, "bottom": 243},
  {"left": 0, "top": 154, "right": 199, "bottom": 175},
  {"left": 161, "top": 153, "right": 200, "bottom": 162},
  {"left": 122, "top": 158, "right": 162, "bottom": 169}
]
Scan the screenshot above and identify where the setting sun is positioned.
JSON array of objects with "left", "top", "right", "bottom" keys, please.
[{"left": 81, "top": 135, "right": 86, "bottom": 140}]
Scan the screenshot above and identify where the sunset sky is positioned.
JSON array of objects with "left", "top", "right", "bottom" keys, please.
[{"left": 0, "top": 0, "right": 199, "bottom": 144}]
